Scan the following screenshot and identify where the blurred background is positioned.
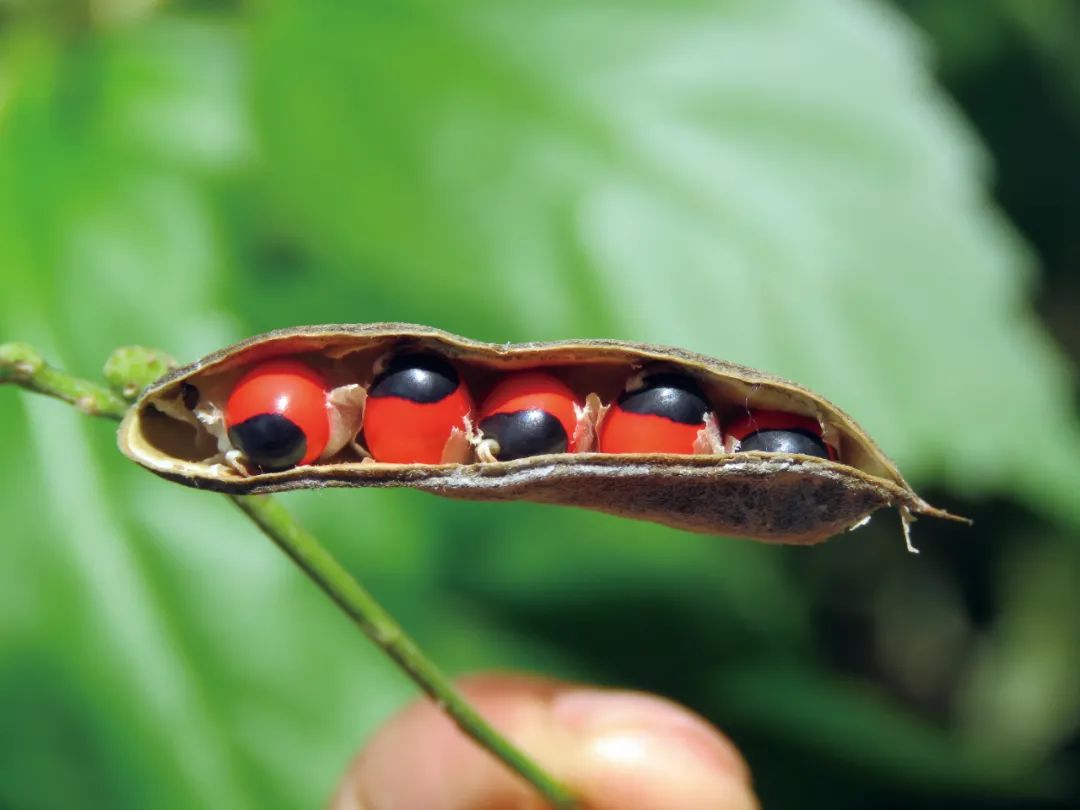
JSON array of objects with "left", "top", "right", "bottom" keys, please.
[{"left": 1, "top": 1, "right": 1078, "bottom": 807}]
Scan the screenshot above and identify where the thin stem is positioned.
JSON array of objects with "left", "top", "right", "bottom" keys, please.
[
  {"left": 0, "top": 342, "right": 578, "bottom": 810},
  {"left": 1, "top": 342, "right": 128, "bottom": 419},
  {"left": 233, "top": 495, "right": 577, "bottom": 809}
]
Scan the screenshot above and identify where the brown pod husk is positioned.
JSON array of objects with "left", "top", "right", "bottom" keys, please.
[{"left": 117, "top": 323, "right": 965, "bottom": 545}]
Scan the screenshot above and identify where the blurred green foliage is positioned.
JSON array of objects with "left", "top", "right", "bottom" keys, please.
[{"left": 1, "top": 0, "right": 1078, "bottom": 807}]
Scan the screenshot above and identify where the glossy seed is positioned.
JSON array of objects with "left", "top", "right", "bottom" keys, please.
[
  {"left": 364, "top": 353, "right": 473, "bottom": 464},
  {"left": 369, "top": 354, "right": 460, "bottom": 403},
  {"left": 228, "top": 413, "right": 308, "bottom": 471},
  {"left": 478, "top": 409, "right": 568, "bottom": 460},
  {"left": 599, "top": 373, "right": 710, "bottom": 455},
  {"left": 739, "top": 429, "right": 829, "bottom": 459},
  {"left": 224, "top": 359, "right": 330, "bottom": 467},
  {"left": 618, "top": 373, "right": 708, "bottom": 424}
]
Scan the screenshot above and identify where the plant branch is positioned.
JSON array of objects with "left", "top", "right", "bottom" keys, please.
[
  {"left": 232, "top": 495, "right": 577, "bottom": 808},
  {"left": 1, "top": 343, "right": 129, "bottom": 419},
  {"left": 0, "top": 342, "right": 578, "bottom": 810}
]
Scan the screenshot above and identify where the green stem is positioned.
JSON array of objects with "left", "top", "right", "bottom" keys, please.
[
  {"left": 1, "top": 342, "right": 128, "bottom": 419},
  {"left": 233, "top": 495, "right": 577, "bottom": 809},
  {"left": 0, "top": 342, "right": 578, "bottom": 810}
]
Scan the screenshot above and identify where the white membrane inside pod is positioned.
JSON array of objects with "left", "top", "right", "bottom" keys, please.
[
  {"left": 693, "top": 412, "right": 725, "bottom": 455},
  {"left": 573, "top": 393, "right": 605, "bottom": 453},
  {"left": 325, "top": 384, "right": 366, "bottom": 459}
]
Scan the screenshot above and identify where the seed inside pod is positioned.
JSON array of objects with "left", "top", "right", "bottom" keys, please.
[
  {"left": 225, "top": 359, "right": 330, "bottom": 470},
  {"left": 741, "top": 429, "right": 828, "bottom": 457},
  {"left": 726, "top": 409, "right": 834, "bottom": 460},
  {"left": 599, "top": 372, "right": 709, "bottom": 454},
  {"left": 477, "top": 371, "right": 580, "bottom": 461},
  {"left": 363, "top": 353, "right": 473, "bottom": 464},
  {"left": 478, "top": 409, "right": 567, "bottom": 460},
  {"left": 228, "top": 413, "right": 308, "bottom": 471}
]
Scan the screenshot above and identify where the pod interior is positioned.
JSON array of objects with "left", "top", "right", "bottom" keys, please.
[{"left": 130, "top": 332, "right": 896, "bottom": 483}]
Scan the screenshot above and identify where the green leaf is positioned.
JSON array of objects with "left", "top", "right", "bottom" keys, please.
[{"left": 2, "top": 1, "right": 1078, "bottom": 808}]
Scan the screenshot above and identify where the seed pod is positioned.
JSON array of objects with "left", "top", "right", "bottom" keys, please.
[{"left": 117, "top": 323, "right": 966, "bottom": 545}]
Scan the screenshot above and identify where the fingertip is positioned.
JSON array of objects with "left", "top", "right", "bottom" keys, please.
[
  {"left": 552, "top": 688, "right": 759, "bottom": 810},
  {"left": 553, "top": 689, "right": 752, "bottom": 785},
  {"left": 330, "top": 674, "right": 759, "bottom": 810},
  {"left": 329, "top": 673, "right": 560, "bottom": 810}
]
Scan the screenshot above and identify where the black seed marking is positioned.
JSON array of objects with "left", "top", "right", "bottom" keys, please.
[
  {"left": 370, "top": 354, "right": 459, "bottom": 403},
  {"left": 181, "top": 383, "right": 199, "bottom": 410},
  {"left": 479, "top": 409, "right": 568, "bottom": 460},
  {"left": 739, "top": 429, "right": 828, "bottom": 459},
  {"left": 228, "top": 413, "right": 308, "bottom": 471},
  {"left": 619, "top": 373, "right": 708, "bottom": 425}
]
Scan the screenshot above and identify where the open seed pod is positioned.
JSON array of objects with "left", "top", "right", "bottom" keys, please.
[{"left": 118, "top": 323, "right": 965, "bottom": 546}]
